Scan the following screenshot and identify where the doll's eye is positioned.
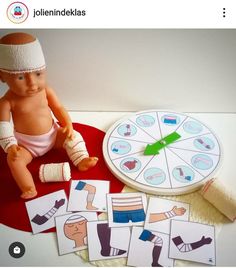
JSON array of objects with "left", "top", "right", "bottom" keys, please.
[
  {"left": 36, "top": 72, "right": 41, "bottom": 76},
  {"left": 18, "top": 75, "right": 24, "bottom": 80}
]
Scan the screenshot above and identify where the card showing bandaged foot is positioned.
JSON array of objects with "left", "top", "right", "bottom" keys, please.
[
  {"left": 25, "top": 190, "right": 69, "bottom": 234},
  {"left": 107, "top": 192, "right": 147, "bottom": 228},
  {"left": 55, "top": 211, "right": 98, "bottom": 255},
  {"left": 144, "top": 197, "right": 190, "bottom": 234},
  {"left": 169, "top": 220, "right": 216, "bottom": 265},
  {"left": 127, "top": 226, "right": 174, "bottom": 267},
  {"left": 67, "top": 180, "right": 110, "bottom": 212},
  {"left": 87, "top": 220, "right": 130, "bottom": 261}
]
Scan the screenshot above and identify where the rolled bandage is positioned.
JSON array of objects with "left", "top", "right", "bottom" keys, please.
[
  {"left": 39, "top": 162, "right": 71, "bottom": 183},
  {"left": 0, "top": 39, "right": 46, "bottom": 73},
  {"left": 63, "top": 131, "right": 89, "bottom": 166},
  {"left": 0, "top": 121, "right": 18, "bottom": 152},
  {"left": 200, "top": 178, "right": 236, "bottom": 221}
]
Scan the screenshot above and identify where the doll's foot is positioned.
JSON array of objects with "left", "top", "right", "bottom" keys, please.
[
  {"left": 78, "top": 157, "right": 98, "bottom": 171},
  {"left": 21, "top": 188, "right": 37, "bottom": 199}
]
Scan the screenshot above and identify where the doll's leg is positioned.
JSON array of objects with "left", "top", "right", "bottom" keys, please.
[
  {"left": 7, "top": 146, "right": 37, "bottom": 199},
  {"left": 54, "top": 128, "right": 98, "bottom": 171}
]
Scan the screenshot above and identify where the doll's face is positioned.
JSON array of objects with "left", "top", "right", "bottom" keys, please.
[{"left": 0, "top": 69, "right": 46, "bottom": 97}]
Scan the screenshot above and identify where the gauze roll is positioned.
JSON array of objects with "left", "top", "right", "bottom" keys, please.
[
  {"left": 39, "top": 162, "right": 71, "bottom": 183},
  {"left": 0, "top": 39, "right": 46, "bottom": 73},
  {"left": 200, "top": 178, "right": 236, "bottom": 221}
]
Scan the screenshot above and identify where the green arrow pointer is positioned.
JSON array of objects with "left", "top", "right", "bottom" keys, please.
[{"left": 144, "top": 132, "right": 181, "bottom": 155}]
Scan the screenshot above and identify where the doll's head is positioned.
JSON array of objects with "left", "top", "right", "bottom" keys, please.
[{"left": 0, "top": 32, "right": 47, "bottom": 96}]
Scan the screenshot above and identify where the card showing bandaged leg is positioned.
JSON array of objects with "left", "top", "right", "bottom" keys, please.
[
  {"left": 25, "top": 190, "right": 69, "bottom": 234},
  {"left": 87, "top": 220, "right": 130, "bottom": 261},
  {"left": 144, "top": 197, "right": 190, "bottom": 234},
  {"left": 107, "top": 192, "right": 147, "bottom": 228},
  {"left": 55, "top": 211, "right": 98, "bottom": 255},
  {"left": 169, "top": 220, "right": 216, "bottom": 265},
  {"left": 67, "top": 180, "right": 110, "bottom": 212},
  {"left": 127, "top": 226, "right": 174, "bottom": 267}
]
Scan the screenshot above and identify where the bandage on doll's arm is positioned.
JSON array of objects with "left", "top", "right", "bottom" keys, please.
[{"left": 0, "top": 121, "right": 18, "bottom": 152}]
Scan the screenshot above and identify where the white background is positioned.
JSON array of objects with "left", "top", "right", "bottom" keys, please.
[{"left": 0, "top": 29, "right": 236, "bottom": 112}]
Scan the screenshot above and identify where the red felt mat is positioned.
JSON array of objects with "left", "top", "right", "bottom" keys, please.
[{"left": 0, "top": 123, "right": 124, "bottom": 232}]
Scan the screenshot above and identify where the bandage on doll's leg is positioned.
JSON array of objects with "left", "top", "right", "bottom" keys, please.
[
  {"left": 63, "top": 130, "right": 98, "bottom": 171},
  {"left": 63, "top": 131, "right": 89, "bottom": 165}
]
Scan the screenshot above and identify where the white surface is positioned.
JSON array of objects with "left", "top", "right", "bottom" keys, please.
[
  {"left": 0, "top": 29, "right": 236, "bottom": 113},
  {"left": 0, "top": 111, "right": 236, "bottom": 266}
]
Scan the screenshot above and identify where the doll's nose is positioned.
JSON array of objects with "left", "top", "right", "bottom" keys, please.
[{"left": 25, "top": 73, "right": 37, "bottom": 88}]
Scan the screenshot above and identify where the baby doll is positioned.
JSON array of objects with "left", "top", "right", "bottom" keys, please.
[{"left": 0, "top": 32, "right": 98, "bottom": 199}]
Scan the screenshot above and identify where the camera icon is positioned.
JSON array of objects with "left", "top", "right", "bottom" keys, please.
[{"left": 9, "top": 242, "right": 25, "bottom": 258}]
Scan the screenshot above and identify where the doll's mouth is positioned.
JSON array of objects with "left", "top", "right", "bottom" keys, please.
[{"left": 27, "top": 89, "right": 39, "bottom": 94}]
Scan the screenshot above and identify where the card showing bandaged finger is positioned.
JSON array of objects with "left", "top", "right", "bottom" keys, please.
[
  {"left": 25, "top": 190, "right": 69, "bottom": 234},
  {"left": 67, "top": 180, "right": 110, "bottom": 212},
  {"left": 144, "top": 197, "right": 190, "bottom": 234},
  {"left": 127, "top": 226, "right": 174, "bottom": 267},
  {"left": 169, "top": 220, "right": 216, "bottom": 265}
]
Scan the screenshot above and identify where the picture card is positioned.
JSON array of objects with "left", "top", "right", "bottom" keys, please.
[
  {"left": 55, "top": 211, "right": 98, "bottom": 255},
  {"left": 107, "top": 192, "right": 147, "bottom": 227},
  {"left": 127, "top": 226, "right": 174, "bottom": 267},
  {"left": 169, "top": 220, "right": 216, "bottom": 265},
  {"left": 25, "top": 190, "right": 68, "bottom": 234},
  {"left": 68, "top": 180, "right": 110, "bottom": 212},
  {"left": 144, "top": 197, "right": 190, "bottom": 234},
  {"left": 87, "top": 220, "right": 130, "bottom": 261}
]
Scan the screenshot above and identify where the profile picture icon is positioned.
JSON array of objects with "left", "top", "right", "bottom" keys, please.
[
  {"left": 14, "top": 6, "right": 22, "bottom": 16},
  {"left": 7, "top": 2, "right": 29, "bottom": 24}
]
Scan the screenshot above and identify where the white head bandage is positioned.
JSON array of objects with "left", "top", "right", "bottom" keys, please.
[
  {"left": 65, "top": 215, "right": 87, "bottom": 224},
  {"left": 0, "top": 39, "right": 46, "bottom": 73}
]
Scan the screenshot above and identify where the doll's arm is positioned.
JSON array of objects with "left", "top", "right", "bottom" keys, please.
[
  {"left": 46, "top": 87, "right": 73, "bottom": 139},
  {"left": 0, "top": 98, "right": 20, "bottom": 159}
]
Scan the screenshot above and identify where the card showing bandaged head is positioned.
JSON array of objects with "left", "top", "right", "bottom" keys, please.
[{"left": 55, "top": 211, "right": 98, "bottom": 255}]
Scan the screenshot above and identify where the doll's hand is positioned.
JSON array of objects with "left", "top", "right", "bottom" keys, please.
[
  {"left": 7, "top": 145, "right": 21, "bottom": 161},
  {"left": 62, "top": 125, "right": 74, "bottom": 140}
]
